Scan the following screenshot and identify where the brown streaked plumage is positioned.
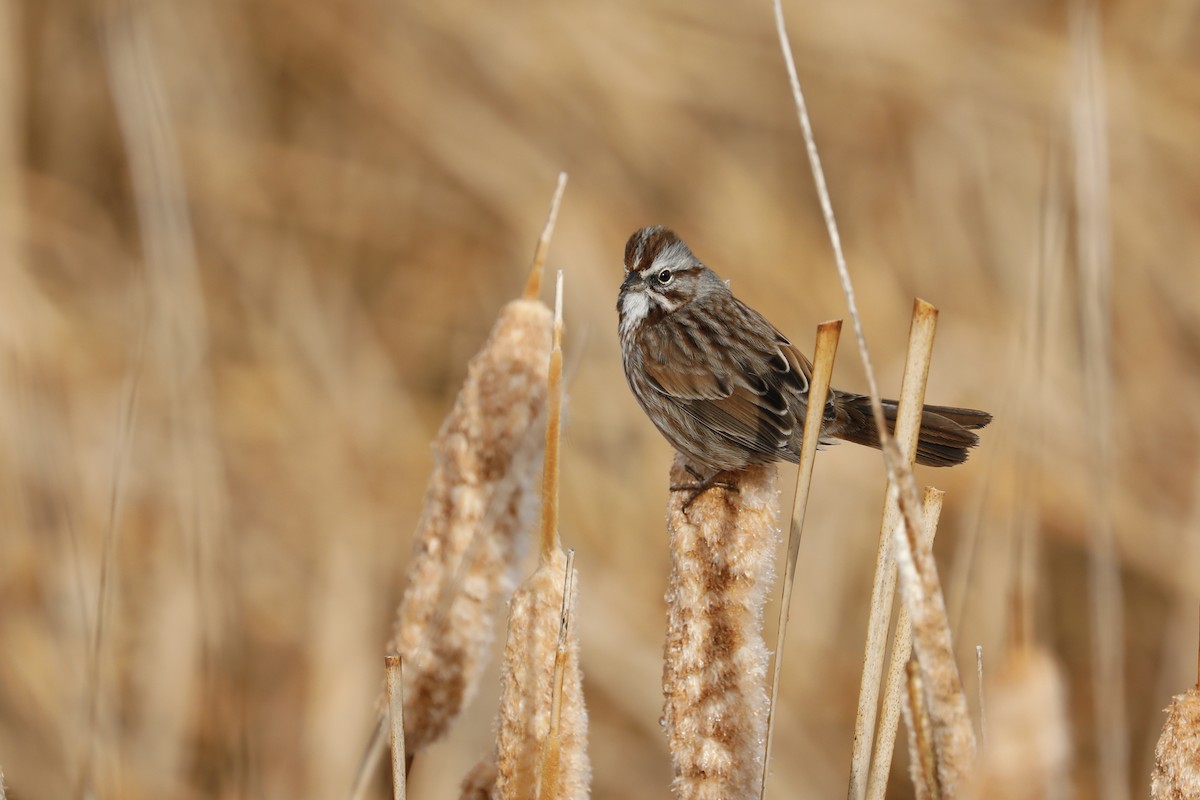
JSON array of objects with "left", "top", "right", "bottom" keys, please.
[{"left": 617, "top": 226, "right": 992, "bottom": 478}]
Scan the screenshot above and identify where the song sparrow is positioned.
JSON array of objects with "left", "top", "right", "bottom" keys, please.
[{"left": 617, "top": 226, "right": 991, "bottom": 489}]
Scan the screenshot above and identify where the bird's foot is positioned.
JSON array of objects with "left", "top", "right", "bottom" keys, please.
[{"left": 670, "top": 466, "right": 739, "bottom": 511}]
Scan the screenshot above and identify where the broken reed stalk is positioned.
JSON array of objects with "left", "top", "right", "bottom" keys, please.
[
  {"left": 494, "top": 271, "right": 590, "bottom": 800},
  {"left": 761, "top": 319, "right": 842, "bottom": 799},
  {"left": 663, "top": 456, "right": 779, "bottom": 800},
  {"left": 865, "top": 486, "right": 944, "bottom": 800},
  {"left": 351, "top": 175, "right": 569, "bottom": 800},
  {"left": 963, "top": 648, "right": 1070, "bottom": 800},
  {"left": 892, "top": 470, "right": 976, "bottom": 794},
  {"left": 537, "top": 548, "right": 577, "bottom": 800},
  {"left": 848, "top": 299, "right": 939, "bottom": 799},
  {"left": 1070, "top": 6, "right": 1129, "bottom": 799},
  {"left": 385, "top": 656, "right": 407, "bottom": 800}
]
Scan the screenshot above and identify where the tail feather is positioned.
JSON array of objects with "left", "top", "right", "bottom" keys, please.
[{"left": 832, "top": 395, "right": 991, "bottom": 467}]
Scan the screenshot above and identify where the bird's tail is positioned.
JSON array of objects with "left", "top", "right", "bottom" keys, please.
[{"left": 832, "top": 394, "right": 992, "bottom": 467}]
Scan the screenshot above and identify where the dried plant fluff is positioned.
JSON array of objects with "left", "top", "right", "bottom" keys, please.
[
  {"left": 1152, "top": 687, "right": 1200, "bottom": 800},
  {"left": 964, "top": 648, "right": 1070, "bottom": 800},
  {"left": 389, "top": 291, "right": 552, "bottom": 753},
  {"left": 662, "top": 455, "right": 779, "bottom": 800}
]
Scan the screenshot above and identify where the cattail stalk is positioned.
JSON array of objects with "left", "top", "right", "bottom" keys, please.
[
  {"left": 663, "top": 456, "right": 779, "bottom": 800},
  {"left": 849, "top": 299, "right": 939, "bottom": 799},
  {"left": 866, "top": 487, "right": 945, "bottom": 800},
  {"left": 762, "top": 319, "right": 842, "bottom": 798},
  {"left": 494, "top": 272, "right": 590, "bottom": 800},
  {"left": 384, "top": 656, "right": 407, "bottom": 800}
]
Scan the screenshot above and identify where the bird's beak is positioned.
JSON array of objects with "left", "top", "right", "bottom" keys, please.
[{"left": 621, "top": 270, "right": 640, "bottom": 291}]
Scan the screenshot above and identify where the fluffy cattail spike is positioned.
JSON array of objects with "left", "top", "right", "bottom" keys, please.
[{"left": 663, "top": 456, "right": 779, "bottom": 800}]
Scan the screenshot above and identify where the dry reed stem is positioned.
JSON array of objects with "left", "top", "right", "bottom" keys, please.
[
  {"left": 664, "top": 455, "right": 779, "bottom": 800},
  {"left": 850, "top": 300, "right": 938, "bottom": 798},
  {"left": 537, "top": 548, "right": 577, "bottom": 800},
  {"left": 902, "top": 659, "right": 938, "bottom": 800},
  {"left": 892, "top": 471, "right": 976, "bottom": 794},
  {"left": 525, "top": 174, "right": 568, "bottom": 301},
  {"left": 494, "top": 272, "right": 590, "bottom": 800},
  {"left": 1152, "top": 688, "right": 1200, "bottom": 799},
  {"left": 385, "top": 656, "right": 407, "bottom": 800},
  {"left": 963, "top": 648, "right": 1070, "bottom": 800},
  {"left": 1070, "top": 5, "right": 1129, "bottom": 798},
  {"left": 761, "top": 319, "right": 841, "bottom": 799},
  {"left": 866, "top": 486, "right": 945, "bottom": 800}
]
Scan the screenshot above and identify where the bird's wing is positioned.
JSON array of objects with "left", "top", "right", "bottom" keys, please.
[{"left": 640, "top": 298, "right": 813, "bottom": 458}]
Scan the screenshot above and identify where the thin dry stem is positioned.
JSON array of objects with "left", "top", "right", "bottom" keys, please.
[
  {"left": 849, "top": 300, "right": 938, "bottom": 799},
  {"left": 762, "top": 319, "right": 842, "bottom": 799},
  {"left": 536, "top": 548, "right": 577, "bottom": 800},
  {"left": 539, "top": 272, "right": 565, "bottom": 561},
  {"left": 664, "top": 456, "right": 779, "bottom": 800},
  {"left": 1070, "top": 4, "right": 1128, "bottom": 798},
  {"left": 866, "top": 486, "right": 945, "bottom": 800},
  {"left": 1152, "top": 688, "right": 1200, "bottom": 800},
  {"left": 385, "top": 656, "right": 407, "bottom": 800},
  {"left": 524, "top": 173, "right": 568, "bottom": 300}
]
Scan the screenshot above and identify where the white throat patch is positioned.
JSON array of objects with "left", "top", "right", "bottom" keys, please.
[{"left": 620, "top": 290, "right": 651, "bottom": 337}]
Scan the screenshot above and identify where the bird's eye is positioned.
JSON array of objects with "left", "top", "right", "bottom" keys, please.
[{"left": 656, "top": 269, "right": 673, "bottom": 285}]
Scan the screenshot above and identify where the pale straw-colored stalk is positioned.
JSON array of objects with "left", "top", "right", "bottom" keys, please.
[
  {"left": 866, "top": 486, "right": 945, "bottom": 800},
  {"left": 494, "top": 272, "right": 590, "bottom": 800},
  {"left": 384, "top": 656, "right": 407, "bottom": 800},
  {"left": 851, "top": 300, "right": 939, "bottom": 798},
  {"left": 761, "top": 319, "right": 842, "bottom": 799},
  {"left": 1070, "top": 5, "right": 1129, "bottom": 798},
  {"left": 351, "top": 175, "right": 567, "bottom": 800},
  {"left": 963, "top": 648, "right": 1070, "bottom": 800},
  {"left": 663, "top": 456, "right": 779, "bottom": 800}
]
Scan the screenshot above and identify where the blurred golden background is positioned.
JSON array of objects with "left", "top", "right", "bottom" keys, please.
[{"left": 2, "top": 0, "right": 1198, "bottom": 797}]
